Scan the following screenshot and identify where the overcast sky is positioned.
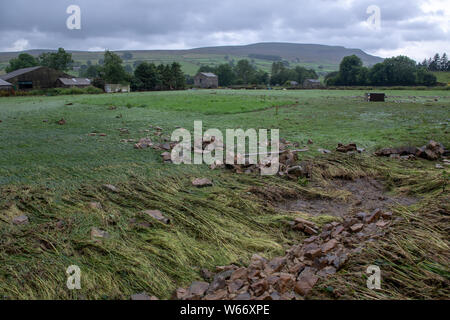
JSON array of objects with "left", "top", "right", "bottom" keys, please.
[{"left": 0, "top": 0, "right": 448, "bottom": 61}]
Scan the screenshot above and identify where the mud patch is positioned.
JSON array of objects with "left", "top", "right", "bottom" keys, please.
[{"left": 277, "top": 178, "right": 416, "bottom": 217}]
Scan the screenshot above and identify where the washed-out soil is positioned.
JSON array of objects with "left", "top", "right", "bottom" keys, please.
[{"left": 276, "top": 178, "right": 417, "bottom": 217}]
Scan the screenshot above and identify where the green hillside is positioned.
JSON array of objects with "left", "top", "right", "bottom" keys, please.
[
  {"left": 432, "top": 71, "right": 450, "bottom": 84},
  {"left": 0, "top": 42, "right": 383, "bottom": 76}
]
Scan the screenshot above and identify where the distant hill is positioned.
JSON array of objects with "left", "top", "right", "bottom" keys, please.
[{"left": 0, "top": 42, "right": 384, "bottom": 76}]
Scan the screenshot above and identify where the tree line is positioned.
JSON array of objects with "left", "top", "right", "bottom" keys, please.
[
  {"left": 418, "top": 53, "right": 449, "bottom": 72},
  {"left": 5, "top": 48, "right": 73, "bottom": 73},
  {"left": 194, "top": 60, "right": 269, "bottom": 86},
  {"left": 193, "top": 60, "right": 318, "bottom": 86},
  {"left": 86, "top": 51, "right": 186, "bottom": 91},
  {"left": 325, "top": 55, "right": 438, "bottom": 86}
]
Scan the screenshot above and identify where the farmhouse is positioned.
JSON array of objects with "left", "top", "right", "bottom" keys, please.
[
  {"left": 0, "top": 78, "right": 13, "bottom": 92},
  {"left": 0, "top": 66, "right": 71, "bottom": 90},
  {"left": 57, "top": 78, "right": 91, "bottom": 88},
  {"left": 194, "top": 72, "right": 219, "bottom": 88},
  {"left": 303, "top": 79, "right": 323, "bottom": 89}
]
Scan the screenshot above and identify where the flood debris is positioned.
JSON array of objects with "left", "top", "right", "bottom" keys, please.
[
  {"left": 336, "top": 143, "right": 364, "bottom": 154},
  {"left": 134, "top": 137, "right": 153, "bottom": 149},
  {"left": 375, "top": 140, "right": 447, "bottom": 160},
  {"left": 175, "top": 201, "right": 394, "bottom": 300}
]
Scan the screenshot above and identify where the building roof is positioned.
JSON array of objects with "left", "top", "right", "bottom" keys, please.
[
  {"left": 0, "top": 66, "right": 42, "bottom": 81},
  {"left": 305, "top": 79, "right": 321, "bottom": 83},
  {"left": 58, "top": 78, "right": 91, "bottom": 86},
  {"left": 0, "top": 78, "right": 13, "bottom": 86},
  {"left": 199, "top": 72, "right": 217, "bottom": 78}
]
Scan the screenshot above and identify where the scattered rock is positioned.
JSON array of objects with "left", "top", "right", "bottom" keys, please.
[
  {"left": 350, "top": 223, "right": 364, "bottom": 233},
  {"left": 88, "top": 202, "right": 102, "bottom": 210},
  {"left": 376, "top": 220, "right": 390, "bottom": 228},
  {"left": 381, "top": 211, "right": 392, "bottom": 219},
  {"left": 318, "top": 148, "right": 331, "bottom": 154},
  {"left": 234, "top": 292, "right": 251, "bottom": 300},
  {"left": 90, "top": 227, "right": 109, "bottom": 240},
  {"left": 12, "top": 215, "right": 29, "bottom": 225},
  {"left": 375, "top": 140, "right": 446, "bottom": 161},
  {"left": 250, "top": 279, "right": 268, "bottom": 297},
  {"left": 204, "top": 289, "right": 228, "bottom": 300},
  {"left": 134, "top": 138, "right": 153, "bottom": 149},
  {"left": 230, "top": 267, "right": 248, "bottom": 281},
  {"left": 321, "top": 239, "right": 338, "bottom": 254},
  {"left": 192, "top": 178, "right": 213, "bottom": 187},
  {"left": 130, "top": 293, "right": 158, "bottom": 300},
  {"left": 102, "top": 184, "right": 118, "bottom": 193},
  {"left": 57, "top": 118, "right": 66, "bottom": 125},
  {"left": 336, "top": 143, "right": 357, "bottom": 153},
  {"left": 161, "top": 152, "right": 172, "bottom": 162},
  {"left": 187, "top": 281, "right": 210, "bottom": 299},
  {"left": 142, "top": 209, "right": 170, "bottom": 224},
  {"left": 365, "top": 208, "right": 382, "bottom": 224},
  {"left": 294, "top": 269, "right": 318, "bottom": 296}
]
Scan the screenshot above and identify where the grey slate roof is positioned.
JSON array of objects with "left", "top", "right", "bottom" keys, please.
[
  {"left": 305, "top": 79, "right": 321, "bottom": 83},
  {"left": 0, "top": 78, "right": 13, "bottom": 86},
  {"left": 58, "top": 78, "right": 91, "bottom": 86},
  {"left": 0, "top": 66, "right": 42, "bottom": 81},
  {"left": 200, "top": 72, "right": 217, "bottom": 78}
]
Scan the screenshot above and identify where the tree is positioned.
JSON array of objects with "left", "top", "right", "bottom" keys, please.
[
  {"left": 102, "top": 50, "right": 127, "bottom": 84},
  {"left": 5, "top": 53, "right": 39, "bottom": 73},
  {"left": 215, "top": 64, "right": 235, "bottom": 86},
  {"left": 133, "top": 62, "right": 161, "bottom": 91},
  {"left": 171, "top": 62, "right": 185, "bottom": 90},
  {"left": 416, "top": 68, "right": 437, "bottom": 86},
  {"left": 39, "top": 48, "right": 73, "bottom": 71},
  {"left": 338, "top": 55, "right": 364, "bottom": 85},
  {"left": 382, "top": 56, "right": 417, "bottom": 85},
  {"left": 441, "top": 53, "right": 448, "bottom": 71},
  {"left": 234, "top": 59, "right": 256, "bottom": 84},
  {"left": 429, "top": 53, "right": 440, "bottom": 71}
]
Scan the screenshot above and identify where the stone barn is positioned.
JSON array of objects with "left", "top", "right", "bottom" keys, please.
[
  {"left": 57, "top": 78, "right": 91, "bottom": 88},
  {"left": 0, "top": 66, "right": 71, "bottom": 90},
  {"left": 303, "top": 79, "right": 323, "bottom": 89},
  {"left": 194, "top": 72, "right": 218, "bottom": 88}
]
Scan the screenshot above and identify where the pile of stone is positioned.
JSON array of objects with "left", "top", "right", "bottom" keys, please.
[
  {"left": 174, "top": 207, "right": 393, "bottom": 300},
  {"left": 375, "top": 140, "right": 447, "bottom": 161}
]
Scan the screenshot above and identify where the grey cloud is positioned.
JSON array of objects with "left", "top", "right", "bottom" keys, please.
[{"left": 0, "top": 0, "right": 447, "bottom": 60}]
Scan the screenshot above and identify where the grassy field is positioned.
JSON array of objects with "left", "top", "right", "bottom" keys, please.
[
  {"left": 432, "top": 71, "right": 450, "bottom": 84},
  {"left": 0, "top": 89, "right": 449, "bottom": 299}
]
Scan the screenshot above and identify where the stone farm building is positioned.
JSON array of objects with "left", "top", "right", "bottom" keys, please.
[
  {"left": 0, "top": 79, "right": 13, "bottom": 92},
  {"left": 0, "top": 66, "right": 92, "bottom": 90},
  {"left": 0, "top": 66, "right": 70, "bottom": 90},
  {"left": 57, "top": 77, "right": 91, "bottom": 88},
  {"left": 303, "top": 79, "right": 323, "bottom": 89},
  {"left": 194, "top": 72, "right": 218, "bottom": 88}
]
